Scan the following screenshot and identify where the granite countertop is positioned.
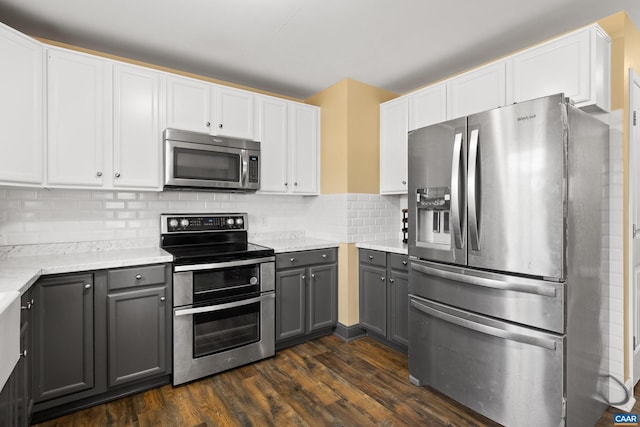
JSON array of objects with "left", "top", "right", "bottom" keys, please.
[
  {"left": 0, "top": 247, "right": 173, "bottom": 296},
  {"left": 254, "top": 237, "right": 340, "bottom": 253},
  {"left": 356, "top": 239, "right": 408, "bottom": 255}
]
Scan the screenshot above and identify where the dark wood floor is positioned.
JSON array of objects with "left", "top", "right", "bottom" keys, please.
[{"left": 34, "top": 335, "right": 632, "bottom": 426}]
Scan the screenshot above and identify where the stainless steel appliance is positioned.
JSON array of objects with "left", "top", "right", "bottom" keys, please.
[
  {"left": 163, "top": 129, "right": 260, "bottom": 192},
  {"left": 160, "top": 213, "right": 275, "bottom": 386},
  {"left": 407, "top": 94, "right": 609, "bottom": 426}
]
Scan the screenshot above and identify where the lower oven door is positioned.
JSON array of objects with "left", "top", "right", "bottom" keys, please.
[
  {"left": 173, "top": 292, "right": 275, "bottom": 385},
  {"left": 409, "top": 296, "right": 564, "bottom": 427}
]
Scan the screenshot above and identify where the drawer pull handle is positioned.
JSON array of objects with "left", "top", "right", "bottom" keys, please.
[
  {"left": 160, "top": 297, "right": 166, "bottom": 302},
  {"left": 136, "top": 274, "right": 142, "bottom": 280},
  {"left": 84, "top": 283, "right": 92, "bottom": 289},
  {"left": 402, "top": 261, "right": 408, "bottom": 265},
  {"left": 290, "top": 258, "right": 295, "bottom": 263},
  {"left": 322, "top": 254, "right": 327, "bottom": 259},
  {"left": 369, "top": 255, "right": 374, "bottom": 260}
]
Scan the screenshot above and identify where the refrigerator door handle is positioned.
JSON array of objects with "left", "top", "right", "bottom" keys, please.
[
  {"left": 410, "top": 297, "right": 558, "bottom": 350},
  {"left": 468, "top": 128, "right": 480, "bottom": 251},
  {"left": 411, "top": 261, "right": 558, "bottom": 297},
  {"left": 450, "top": 132, "right": 464, "bottom": 249}
]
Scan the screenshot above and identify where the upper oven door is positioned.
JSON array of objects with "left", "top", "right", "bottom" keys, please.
[{"left": 165, "top": 139, "right": 251, "bottom": 190}]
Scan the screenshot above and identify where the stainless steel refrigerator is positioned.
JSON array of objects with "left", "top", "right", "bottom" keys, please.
[{"left": 407, "top": 93, "right": 609, "bottom": 427}]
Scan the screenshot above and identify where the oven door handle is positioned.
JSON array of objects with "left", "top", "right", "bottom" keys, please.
[
  {"left": 174, "top": 293, "right": 275, "bottom": 316},
  {"left": 174, "top": 256, "right": 275, "bottom": 272}
]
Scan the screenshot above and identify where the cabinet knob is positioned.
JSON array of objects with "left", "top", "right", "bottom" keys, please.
[
  {"left": 389, "top": 278, "right": 395, "bottom": 283},
  {"left": 206, "top": 121, "right": 211, "bottom": 127},
  {"left": 219, "top": 123, "right": 223, "bottom": 129},
  {"left": 160, "top": 296, "right": 166, "bottom": 302},
  {"left": 402, "top": 260, "right": 408, "bottom": 265},
  {"left": 21, "top": 301, "right": 33, "bottom": 311},
  {"left": 96, "top": 171, "right": 103, "bottom": 177},
  {"left": 402, "top": 180, "right": 407, "bottom": 185},
  {"left": 301, "top": 274, "right": 306, "bottom": 280},
  {"left": 85, "top": 283, "right": 92, "bottom": 289},
  {"left": 115, "top": 172, "right": 121, "bottom": 178},
  {"left": 322, "top": 254, "right": 327, "bottom": 259},
  {"left": 20, "top": 349, "right": 27, "bottom": 358},
  {"left": 284, "top": 182, "right": 289, "bottom": 186},
  {"left": 290, "top": 258, "right": 295, "bottom": 263},
  {"left": 369, "top": 255, "right": 374, "bottom": 260},
  {"left": 135, "top": 274, "right": 142, "bottom": 280},
  {"left": 294, "top": 182, "right": 298, "bottom": 186},
  {"left": 380, "top": 276, "right": 385, "bottom": 281},
  {"left": 311, "top": 273, "right": 316, "bottom": 279}
]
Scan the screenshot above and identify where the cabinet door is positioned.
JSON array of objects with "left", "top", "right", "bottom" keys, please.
[
  {"left": 510, "top": 29, "right": 590, "bottom": 106},
  {"left": 289, "top": 103, "right": 319, "bottom": 195},
  {"left": 166, "top": 75, "right": 212, "bottom": 133},
  {"left": 257, "top": 96, "right": 288, "bottom": 193},
  {"left": 47, "top": 48, "right": 109, "bottom": 186},
  {"left": 107, "top": 286, "right": 167, "bottom": 387},
  {"left": 380, "top": 97, "right": 408, "bottom": 194},
  {"left": 0, "top": 23, "right": 43, "bottom": 185},
  {"left": 33, "top": 273, "right": 94, "bottom": 402},
  {"left": 214, "top": 86, "right": 254, "bottom": 139},
  {"left": 408, "top": 83, "right": 447, "bottom": 131},
  {"left": 17, "top": 292, "right": 32, "bottom": 427},
  {"left": 388, "top": 269, "right": 409, "bottom": 347},
  {"left": 113, "top": 63, "right": 162, "bottom": 190},
  {"left": 308, "top": 264, "right": 337, "bottom": 332},
  {"left": 447, "top": 61, "right": 506, "bottom": 119},
  {"left": 276, "top": 268, "right": 306, "bottom": 341},
  {"left": 359, "top": 264, "right": 387, "bottom": 336}
]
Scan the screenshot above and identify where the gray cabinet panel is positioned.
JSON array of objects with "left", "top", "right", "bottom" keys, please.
[
  {"left": 388, "top": 269, "right": 409, "bottom": 346},
  {"left": 359, "top": 264, "right": 387, "bottom": 336},
  {"left": 276, "top": 267, "right": 306, "bottom": 341},
  {"left": 359, "top": 249, "right": 387, "bottom": 268},
  {"left": 107, "top": 264, "right": 166, "bottom": 291},
  {"left": 33, "top": 273, "right": 94, "bottom": 403},
  {"left": 107, "top": 286, "right": 167, "bottom": 387},
  {"left": 275, "top": 248, "right": 337, "bottom": 268},
  {"left": 308, "top": 264, "right": 337, "bottom": 332}
]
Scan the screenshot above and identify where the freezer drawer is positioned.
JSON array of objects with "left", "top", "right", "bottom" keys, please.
[
  {"left": 410, "top": 259, "right": 564, "bottom": 333},
  {"left": 409, "top": 296, "right": 564, "bottom": 427}
]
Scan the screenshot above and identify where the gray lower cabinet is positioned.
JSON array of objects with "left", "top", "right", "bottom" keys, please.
[
  {"left": 30, "top": 263, "right": 171, "bottom": 422},
  {"left": 33, "top": 273, "right": 94, "bottom": 403},
  {"left": 359, "top": 249, "right": 409, "bottom": 349},
  {"left": 276, "top": 248, "right": 338, "bottom": 349},
  {"left": 0, "top": 290, "right": 34, "bottom": 427}
]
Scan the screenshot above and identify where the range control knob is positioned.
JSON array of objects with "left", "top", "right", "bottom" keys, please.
[
  {"left": 226, "top": 218, "right": 235, "bottom": 226},
  {"left": 235, "top": 218, "right": 244, "bottom": 226},
  {"left": 180, "top": 219, "right": 190, "bottom": 228},
  {"left": 169, "top": 219, "right": 179, "bottom": 228}
]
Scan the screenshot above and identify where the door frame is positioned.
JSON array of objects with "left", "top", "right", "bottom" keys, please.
[{"left": 629, "top": 68, "right": 640, "bottom": 388}]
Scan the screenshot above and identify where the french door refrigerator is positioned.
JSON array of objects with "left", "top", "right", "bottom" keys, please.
[{"left": 407, "top": 93, "right": 609, "bottom": 427}]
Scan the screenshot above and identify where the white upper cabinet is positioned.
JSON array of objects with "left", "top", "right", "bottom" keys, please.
[
  {"left": 509, "top": 25, "right": 610, "bottom": 112},
  {"left": 166, "top": 75, "right": 211, "bottom": 133},
  {"left": 408, "top": 83, "right": 446, "bottom": 131},
  {"left": 113, "top": 63, "right": 164, "bottom": 190},
  {"left": 257, "top": 96, "right": 289, "bottom": 193},
  {"left": 47, "top": 47, "right": 110, "bottom": 187},
  {"left": 289, "top": 103, "right": 319, "bottom": 195},
  {"left": 380, "top": 97, "right": 408, "bottom": 195},
  {"left": 166, "top": 75, "right": 255, "bottom": 139},
  {"left": 447, "top": 61, "right": 506, "bottom": 119},
  {"left": 0, "top": 23, "right": 44, "bottom": 186}
]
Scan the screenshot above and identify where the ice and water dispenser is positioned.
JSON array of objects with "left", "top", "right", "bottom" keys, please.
[{"left": 416, "top": 187, "right": 451, "bottom": 247}]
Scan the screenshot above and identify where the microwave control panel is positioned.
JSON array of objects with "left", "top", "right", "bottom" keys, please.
[{"left": 248, "top": 156, "right": 259, "bottom": 183}]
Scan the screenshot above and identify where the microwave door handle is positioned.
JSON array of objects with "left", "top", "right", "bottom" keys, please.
[
  {"left": 468, "top": 128, "right": 480, "bottom": 251},
  {"left": 241, "top": 150, "right": 248, "bottom": 186},
  {"left": 450, "top": 132, "right": 464, "bottom": 249}
]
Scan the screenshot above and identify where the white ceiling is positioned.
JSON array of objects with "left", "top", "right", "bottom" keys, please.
[{"left": 1, "top": 0, "right": 639, "bottom": 99}]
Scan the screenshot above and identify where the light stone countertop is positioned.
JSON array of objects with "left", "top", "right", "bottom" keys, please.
[
  {"left": 253, "top": 237, "right": 340, "bottom": 253},
  {"left": 356, "top": 239, "right": 408, "bottom": 255}
]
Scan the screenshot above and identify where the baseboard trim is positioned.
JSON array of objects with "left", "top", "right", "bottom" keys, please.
[{"left": 334, "top": 323, "right": 366, "bottom": 342}]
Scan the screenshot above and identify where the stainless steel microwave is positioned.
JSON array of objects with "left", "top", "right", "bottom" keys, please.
[{"left": 163, "top": 129, "right": 260, "bottom": 192}]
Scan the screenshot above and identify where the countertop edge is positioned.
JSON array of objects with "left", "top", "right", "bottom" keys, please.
[{"left": 356, "top": 241, "right": 408, "bottom": 255}]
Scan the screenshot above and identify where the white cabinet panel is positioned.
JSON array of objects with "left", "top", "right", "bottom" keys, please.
[
  {"left": 113, "top": 63, "right": 163, "bottom": 190},
  {"left": 447, "top": 61, "right": 506, "bottom": 119},
  {"left": 258, "top": 96, "right": 288, "bottom": 193},
  {"left": 47, "top": 48, "right": 110, "bottom": 186},
  {"left": 289, "top": 103, "right": 319, "bottom": 195},
  {"left": 0, "top": 23, "right": 43, "bottom": 186},
  {"left": 214, "top": 86, "right": 254, "bottom": 139},
  {"left": 380, "top": 97, "right": 408, "bottom": 195},
  {"left": 408, "top": 83, "right": 446, "bottom": 131},
  {"left": 166, "top": 75, "right": 211, "bottom": 133},
  {"left": 510, "top": 25, "right": 610, "bottom": 111}
]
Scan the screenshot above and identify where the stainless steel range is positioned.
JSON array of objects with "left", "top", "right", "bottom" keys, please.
[{"left": 160, "top": 213, "right": 275, "bottom": 386}]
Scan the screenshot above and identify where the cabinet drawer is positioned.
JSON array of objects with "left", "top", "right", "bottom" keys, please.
[
  {"left": 388, "top": 253, "right": 409, "bottom": 272},
  {"left": 359, "top": 249, "right": 386, "bottom": 268},
  {"left": 276, "top": 249, "right": 337, "bottom": 269},
  {"left": 107, "top": 264, "right": 166, "bottom": 291}
]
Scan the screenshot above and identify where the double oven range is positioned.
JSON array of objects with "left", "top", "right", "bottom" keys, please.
[{"left": 160, "top": 213, "right": 275, "bottom": 386}]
